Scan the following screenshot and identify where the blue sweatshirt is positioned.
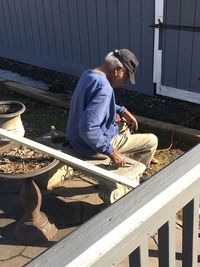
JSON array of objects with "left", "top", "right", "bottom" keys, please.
[{"left": 66, "top": 70, "right": 125, "bottom": 156}]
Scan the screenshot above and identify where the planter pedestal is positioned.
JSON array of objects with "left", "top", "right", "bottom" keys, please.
[
  {"left": 15, "top": 178, "right": 57, "bottom": 245},
  {"left": 0, "top": 142, "right": 60, "bottom": 245}
]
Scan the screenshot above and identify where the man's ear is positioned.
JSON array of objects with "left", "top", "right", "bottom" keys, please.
[{"left": 114, "top": 67, "right": 121, "bottom": 77}]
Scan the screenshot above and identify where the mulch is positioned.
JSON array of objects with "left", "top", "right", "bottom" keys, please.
[
  {"left": 0, "top": 57, "right": 200, "bottom": 130},
  {"left": 0, "top": 144, "right": 53, "bottom": 174}
]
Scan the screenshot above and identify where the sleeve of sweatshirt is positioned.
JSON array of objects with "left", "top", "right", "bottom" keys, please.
[
  {"left": 115, "top": 104, "right": 126, "bottom": 116},
  {"left": 78, "top": 87, "right": 114, "bottom": 155}
]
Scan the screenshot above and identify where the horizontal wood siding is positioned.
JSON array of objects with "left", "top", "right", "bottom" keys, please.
[
  {"left": 0, "top": 0, "right": 155, "bottom": 94},
  {"left": 162, "top": 0, "right": 200, "bottom": 94}
]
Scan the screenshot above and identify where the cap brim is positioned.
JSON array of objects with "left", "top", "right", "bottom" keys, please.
[{"left": 129, "top": 71, "right": 135, "bottom": 84}]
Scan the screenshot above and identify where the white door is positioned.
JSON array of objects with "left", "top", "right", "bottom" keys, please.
[{"left": 153, "top": 0, "right": 200, "bottom": 104}]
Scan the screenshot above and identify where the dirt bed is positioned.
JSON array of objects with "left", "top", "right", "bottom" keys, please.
[
  {"left": 0, "top": 86, "right": 194, "bottom": 180},
  {"left": 0, "top": 57, "right": 200, "bottom": 130},
  {"left": 0, "top": 57, "right": 198, "bottom": 180}
]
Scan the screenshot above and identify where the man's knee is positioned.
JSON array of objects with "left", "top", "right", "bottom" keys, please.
[{"left": 147, "top": 133, "right": 158, "bottom": 149}]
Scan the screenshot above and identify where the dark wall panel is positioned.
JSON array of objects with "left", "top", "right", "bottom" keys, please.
[
  {"left": 59, "top": 0, "right": 73, "bottom": 61},
  {"left": 43, "top": 0, "right": 57, "bottom": 58},
  {"left": 21, "top": 0, "right": 35, "bottom": 52},
  {"left": 34, "top": 0, "right": 49, "bottom": 56},
  {"left": 0, "top": 1, "right": 9, "bottom": 47},
  {"left": 140, "top": 0, "right": 154, "bottom": 90},
  {"left": 107, "top": 0, "right": 119, "bottom": 51},
  {"left": 68, "top": 0, "right": 81, "bottom": 63},
  {"left": 51, "top": 0, "right": 65, "bottom": 59},
  {"left": 1, "top": 0, "right": 15, "bottom": 48},
  {"left": 176, "top": 0, "right": 196, "bottom": 91},
  {"left": 28, "top": 0, "right": 42, "bottom": 54},
  {"left": 162, "top": 0, "right": 181, "bottom": 87},
  {"left": 77, "top": 0, "right": 90, "bottom": 65},
  {"left": 96, "top": 1, "right": 109, "bottom": 63},
  {"left": 86, "top": 0, "right": 100, "bottom": 66},
  {"left": 162, "top": 0, "right": 200, "bottom": 94},
  {"left": 190, "top": 0, "right": 200, "bottom": 93}
]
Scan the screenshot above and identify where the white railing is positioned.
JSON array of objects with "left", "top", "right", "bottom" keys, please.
[
  {"left": 0, "top": 129, "right": 199, "bottom": 267},
  {"left": 25, "top": 143, "right": 200, "bottom": 267}
]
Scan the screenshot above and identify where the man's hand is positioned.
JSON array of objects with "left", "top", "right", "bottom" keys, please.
[
  {"left": 109, "top": 148, "right": 126, "bottom": 167},
  {"left": 116, "top": 113, "right": 122, "bottom": 125},
  {"left": 122, "top": 109, "right": 138, "bottom": 131}
]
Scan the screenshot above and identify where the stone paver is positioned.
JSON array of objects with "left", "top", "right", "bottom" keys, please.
[
  {"left": 0, "top": 244, "right": 26, "bottom": 261},
  {"left": 0, "top": 175, "right": 103, "bottom": 266},
  {"left": 0, "top": 256, "right": 30, "bottom": 267},
  {"left": 22, "top": 246, "right": 47, "bottom": 259},
  {"left": 0, "top": 218, "right": 15, "bottom": 230}
]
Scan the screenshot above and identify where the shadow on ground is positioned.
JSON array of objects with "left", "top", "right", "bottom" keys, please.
[{"left": 0, "top": 178, "right": 103, "bottom": 248}]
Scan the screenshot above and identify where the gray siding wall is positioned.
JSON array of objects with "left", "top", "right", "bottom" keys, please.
[{"left": 0, "top": 0, "right": 155, "bottom": 94}]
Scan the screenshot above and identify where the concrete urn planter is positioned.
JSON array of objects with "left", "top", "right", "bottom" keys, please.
[{"left": 0, "top": 100, "right": 26, "bottom": 140}]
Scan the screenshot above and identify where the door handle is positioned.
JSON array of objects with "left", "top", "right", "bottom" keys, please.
[
  {"left": 150, "top": 20, "right": 200, "bottom": 32},
  {"left": 150, "top": 19, "right": 164, "bottom": 29}
]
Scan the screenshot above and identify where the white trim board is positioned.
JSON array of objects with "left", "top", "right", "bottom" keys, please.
[
  {"left": 153, "top": 0, "right": 164, "bottom": 85},
  {"left": 158, "top": 85, "right": 200, "bottom": 104},
  {"left": 153, "top": 0, "right": 164, "bottom": 98}
]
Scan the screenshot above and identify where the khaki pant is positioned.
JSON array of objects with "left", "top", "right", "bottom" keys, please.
[{"left": 111, "top": 127, "right": 158, "bottom": 167}]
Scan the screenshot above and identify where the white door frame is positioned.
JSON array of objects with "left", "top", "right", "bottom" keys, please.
[
  {"left": 153, "top": 0, "right": 200, "bottom": 104},
  {"left": 153, "top": 0, "right": 164, "bottom": 89}
]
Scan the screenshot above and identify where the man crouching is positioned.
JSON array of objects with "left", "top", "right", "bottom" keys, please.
[{"left": 66, "top": 49, "right": 158, "bottom": 168}]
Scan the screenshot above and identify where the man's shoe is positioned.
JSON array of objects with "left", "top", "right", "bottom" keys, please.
[{"left": 151, "top": 157, "right": 160, "bottom": 164}]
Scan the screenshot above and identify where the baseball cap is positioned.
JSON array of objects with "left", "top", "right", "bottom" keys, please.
[{"left": 113, "top": 49, "right": 138, "bottom": 84}]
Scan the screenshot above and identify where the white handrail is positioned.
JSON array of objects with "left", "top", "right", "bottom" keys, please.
[
  {"left": 26, "top": 143, "right": 200, "bottom": 267},
  {"left": 0, "top": 128, "right": 136, "bottom": 187}
]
